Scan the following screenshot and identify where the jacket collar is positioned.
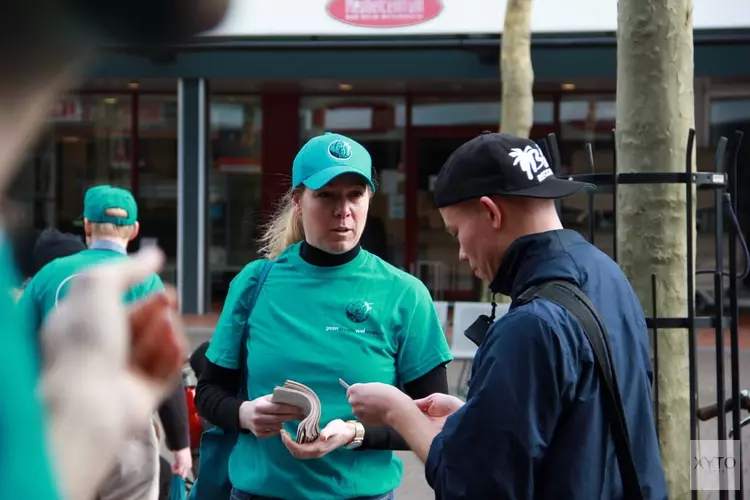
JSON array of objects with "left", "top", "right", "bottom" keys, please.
[
  {"left": 489, "top": 229, "right": 585, "bottom": 302},
  {"left": 89, "top": 239, "right": 127, "bottom": 255}
]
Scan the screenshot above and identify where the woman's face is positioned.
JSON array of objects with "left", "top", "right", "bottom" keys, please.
[{"left": 296, "top": 174, "right": 371, "bottom": 254}]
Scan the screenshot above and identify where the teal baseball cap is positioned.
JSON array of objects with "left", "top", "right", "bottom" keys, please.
[
  {"left": 292, "top": 132, "right": 376, "bottom": 192},
  {"left": 83, "top": 185, "right": 138, "bottom": 226}
]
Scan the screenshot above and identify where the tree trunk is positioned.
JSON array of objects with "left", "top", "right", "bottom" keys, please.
[
  {"left": 484, "top": 0, "right": 535, "bottom": 304},
  {"left": 616, "top": 0, "right": 694, "bottom": 497},
  {"left": 500, "top": 0, "right": 534, "bottom": 139}
]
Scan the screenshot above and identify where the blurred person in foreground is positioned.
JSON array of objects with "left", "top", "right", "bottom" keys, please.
[
  {"left": 345, "top": 133, "right": 667, "bottom": 499},
  {"left": 0, "top": 1, "right": 228, "bottom": 499},
  {"left": 20, "top": 185, "right": 193, "bottom": 499}
]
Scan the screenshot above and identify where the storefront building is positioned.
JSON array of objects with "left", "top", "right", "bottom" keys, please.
[{"left": 10, "top": 0, "right": 750, "bottom": 314}]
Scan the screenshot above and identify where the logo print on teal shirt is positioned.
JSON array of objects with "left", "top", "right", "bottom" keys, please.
[
  {"left": 346, "top": 300, "right": 372, "bottom": 323},
  {"left": 328, "top": 140, "right": 353, "bottom": 160}
]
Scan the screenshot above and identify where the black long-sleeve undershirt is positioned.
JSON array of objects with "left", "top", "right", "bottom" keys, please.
[
  {"left": 194, "top": 361, "right": 449, "bottom": 450},
  {"left": 157, "top": 379, "right": 190, "bottom": 451}
]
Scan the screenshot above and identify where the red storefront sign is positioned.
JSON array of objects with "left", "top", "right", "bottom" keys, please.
[
  {"left": 51, "top": 99, "right": 83, "bottom": 122},
  {"left": 326, "top": 0, "right": 443, "bottom": 28}
]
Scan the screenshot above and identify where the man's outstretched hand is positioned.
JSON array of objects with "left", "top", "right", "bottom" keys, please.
[{"left": 413, "top": 393, "right": 465, "bottom": 430}]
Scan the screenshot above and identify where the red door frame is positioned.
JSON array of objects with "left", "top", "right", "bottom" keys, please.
[{"left": 404, "top": 123, "right": 558, "bottom": 298}]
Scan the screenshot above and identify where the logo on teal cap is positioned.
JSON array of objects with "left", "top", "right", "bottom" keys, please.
[
  {"left": 292, "top": 132, "right": 376, "bottom": 192},
  {"left": 328, "top": 140, "right": 352, "bottom": 160}
]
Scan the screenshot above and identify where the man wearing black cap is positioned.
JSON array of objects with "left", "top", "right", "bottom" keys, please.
[{"left": 346, "top": 132, "right": 667, "bottom": 499}]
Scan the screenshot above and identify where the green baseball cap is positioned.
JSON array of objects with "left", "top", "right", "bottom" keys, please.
[
  {"left": 292, "top": 132, "right": 376, "bottom": 192},
  {"left": 83, "top": 185, "right": 138, "bottom": 226}
]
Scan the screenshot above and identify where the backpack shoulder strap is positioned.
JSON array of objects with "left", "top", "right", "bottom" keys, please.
[
  {"left": 246, "top": 259, "right": 274, "bottom": 329},
  {"left": 238, "top": 259, "right": 274, "bottom": 399},
  {"left": 517, "top": 280, "right": 644, "bottom": 500}
]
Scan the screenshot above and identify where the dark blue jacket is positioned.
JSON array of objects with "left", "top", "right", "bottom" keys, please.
[{"left": 425, "top": 229, "right": 667, "bottom": 499}]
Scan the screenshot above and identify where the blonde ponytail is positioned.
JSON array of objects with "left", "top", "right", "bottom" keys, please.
[{"left": 258, "top": 187, "right": 305, "bottom": 259}]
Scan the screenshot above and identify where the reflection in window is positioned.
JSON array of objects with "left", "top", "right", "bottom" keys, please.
[
  {"left": 208, "top": 96, "right": 263, "bottom": 309},
  {"left": 23, "top": 94, "right": 134, "bottom": 234},
  {"left": 559, "top": 99, "right": 616, "bottom": 147},
  {"left": 410, "top": 99, "right": 554, "bottom": 127},
  {"left": 408, "top": 98, "right": 553, "bottom": 300},
  {"left": 710, "top": 98, "right": 750, "bottom": 145},
  {"left": 14, "top": 92, "right": 185, "bottom": 283},
  {"left": 136, "top": 95, "right": 178, "bottom": 266},
  {"left": 300, "top": 97, "right": 402, "bottom": 136},
  {"left": 414, "top": 101, "right": 500, "bottom": 126},
  {"left": 415, "top": 136, "right": 478, "bottom": 301},
  {"left": 557, "top": 96, "right": 616, "bottom": 250},
  {"left": 710, "top": 98, "right": 750, "bottom": 282}
]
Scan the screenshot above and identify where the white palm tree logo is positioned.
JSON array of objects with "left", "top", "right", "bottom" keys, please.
[{"left": 508, "top": 146, "right": 550, "bottom": 180}]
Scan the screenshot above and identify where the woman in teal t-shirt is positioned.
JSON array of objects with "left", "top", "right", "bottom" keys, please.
[{"left": 196, "top": 132, "right": 454, "bottom": 500}]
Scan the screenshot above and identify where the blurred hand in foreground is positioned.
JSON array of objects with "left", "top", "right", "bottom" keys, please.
[{"left": 39, "top": 247, "right": 186, "bottom": 500}]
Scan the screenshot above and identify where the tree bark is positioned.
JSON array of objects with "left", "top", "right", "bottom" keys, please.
[
  {"left": 485, "top": 0, "right": 535, "bottom": 304},
  {"left": 616, "top": 0, "right": 694, "bottom": 497},
  {"left": 500, "top": 0, "right": 534, "bottom": 139}
]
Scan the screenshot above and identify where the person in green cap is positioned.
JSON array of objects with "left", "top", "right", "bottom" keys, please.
[
  {"left": 22, "top": 185, "right": 162, "bottom": 338},
  {"left": 21, "top": 184, "right": 194, "bottom": 500},
  {"left": 195, "top": 132, "right": 454, "bottom": 500}
]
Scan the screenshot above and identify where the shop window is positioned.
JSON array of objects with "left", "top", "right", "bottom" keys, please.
[
  {"left": 710, "top": 98, "right": 750, "bottom": 146},
  {"left": 208, "top": 95, "right": 263, "bottom": 309},
  {"left": 411, "top": 99, "right": 554, "bottom": 127},
  {"left": 709, "top": 97, "right": 750, "bottom": 276},
  {"left": 135, "top": 95, "right": 179, "bottom": 266},
  {"left": 15, "top": 94, "right": 134, "bottom": 234},
  {"left": 557, "top": 95, "right": 616, "bottom": 246}
]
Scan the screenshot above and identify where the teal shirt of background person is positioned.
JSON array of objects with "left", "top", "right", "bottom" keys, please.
[
  {"left": 0, "top": 234, "right": 61, "bottom": 500},
  {"left": 20, "top": 244, "right": 164, "bottom": 348},
  {"left": 206, "top": 241, "right": 454, "bottom": 500}
]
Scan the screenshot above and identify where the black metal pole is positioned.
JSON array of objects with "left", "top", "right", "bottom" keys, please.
[
  {"left": 713, "top": 137, "right": 728, "bottom": 498},
  {"left": 547, "top": 133, "right": 563, "bottom": 217},
  {"left": 651, "top": 273, "right": 659, "bottom": 440},
  {"left": 538, "top": 138, "right": 550, "bottom": 162},
  {"left": 611, "top": 129, "right": 618, "bottom": 263},
  {"left": 547, "top": 133, "right": 562, "bottom": 173},
  {"left": 585, "top": 142, "right": 596, "bottom": 244},
  {"left": 685, "top": 131, "right": 698, "bottom": 500},
  {"left": 727, "top": 130, "right": 744, "bottom": 498}
]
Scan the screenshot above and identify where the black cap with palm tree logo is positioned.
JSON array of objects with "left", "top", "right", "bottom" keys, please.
[{"left": 433, "top": 132, "right": 595, "bottom": 209}]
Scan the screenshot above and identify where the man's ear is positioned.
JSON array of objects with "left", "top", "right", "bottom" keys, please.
[
  {"left": 130, "top": 222, "right": 140, "bottom": 242},
  {"left": 478, "top": 196, "right": 503, "bottom": 229}
]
